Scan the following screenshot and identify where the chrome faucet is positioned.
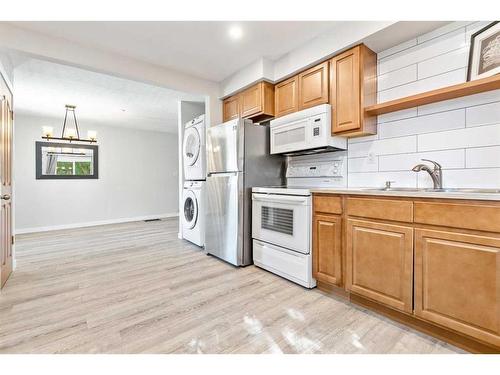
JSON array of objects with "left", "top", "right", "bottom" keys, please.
[{"left": 412, "top": 159, "right": 443, "bottom": 189}]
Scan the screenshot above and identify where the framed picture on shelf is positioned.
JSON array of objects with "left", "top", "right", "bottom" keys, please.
[{"left": 467, "top": 21, "right": 500, "bottom": 81}]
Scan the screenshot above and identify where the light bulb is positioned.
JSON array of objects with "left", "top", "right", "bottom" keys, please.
[
  {"left": 42, "top": 126, "right": 53, "bottom": 138},
  {"left": 87, "top": 130, "right": 97, "bottom": 141},
  {"left": 65, "top": 128, "right": 77, "bottom": 139}
]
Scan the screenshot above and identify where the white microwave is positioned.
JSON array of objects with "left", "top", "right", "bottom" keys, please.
[{"left": 270, "top": 104, "right": 347, "bottom": 155}]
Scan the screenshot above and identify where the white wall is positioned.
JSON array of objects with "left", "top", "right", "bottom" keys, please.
[
  {"left": 347, "top": 21, "right": 500, "bottom": 189},
  {"left": 14, "top": 114, "right": 179, "bottom": 233}
]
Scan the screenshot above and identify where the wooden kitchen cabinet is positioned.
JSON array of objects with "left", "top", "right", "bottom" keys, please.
[
  {"left": 415, "top": 228, "right": 500, "bottom": 347},
  {"left": 298, "top": 61, "right": 329, "bottom": 110},
  {"left": 223, "top": 94, "right": 240, "bottom": 122},
  {"left": 223, "top": 81, "right": 275, "bottom": 123},
  {"left": 313, "top": 214, "right": 342, "bottom": 286},
  {"left": 346, "top": 218, "right": 414, "bottom": 313},
  {"left": 275, "top": 76, "right": 299, "bottom": 118},
  {"left": 330, "top": 44, "right": 377, "bottom": 137},
  {"left": 240, "top": 82, "right": 275, "bottom": 121}
]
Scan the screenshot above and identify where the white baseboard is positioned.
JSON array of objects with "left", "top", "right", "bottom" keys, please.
[{"left": 14, "top": 213, "right": 179, "bottom": 235}]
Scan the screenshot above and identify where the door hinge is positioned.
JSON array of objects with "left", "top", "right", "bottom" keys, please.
[{"left": 11, "top": 235, "right": 14, "bottom": 245}]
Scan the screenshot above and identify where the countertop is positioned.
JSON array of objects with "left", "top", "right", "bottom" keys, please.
[{"left": 310, "top": 187, "right": 500, "bottom": 201}]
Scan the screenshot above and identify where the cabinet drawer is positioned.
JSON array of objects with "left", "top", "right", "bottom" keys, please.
[
  {"left": 313, "top": 195, "right": 342, "bottom": 215},
  {"left": 347, "top": 197, "right": 413, "bottom": 223},
  {"left": 414, "top": 201, "right": 500, "bottom": 232}
]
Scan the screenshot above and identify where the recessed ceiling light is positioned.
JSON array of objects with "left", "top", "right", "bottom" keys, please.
[{"left": 228, "top": 25, "right": 243, "bottom": 40}]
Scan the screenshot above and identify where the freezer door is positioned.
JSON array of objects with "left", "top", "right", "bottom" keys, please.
[
  {"left": 206, "top": 119, "right": 244, "bottom": 173},
  {"left": 205, "top": 172, "right": 243, "bottom": 266}
]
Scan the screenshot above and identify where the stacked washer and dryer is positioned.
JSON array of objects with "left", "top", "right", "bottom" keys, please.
[{"left": 181, "top": 114, "right": 206, "bottom": 247}]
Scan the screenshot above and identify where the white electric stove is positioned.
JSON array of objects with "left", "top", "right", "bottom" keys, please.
[{"left": 251, "top": 153, "right": 347, "bottom": 288}]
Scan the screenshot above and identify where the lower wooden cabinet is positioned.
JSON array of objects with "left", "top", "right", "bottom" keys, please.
[
  {"left": 415, "top": 228, "right": 500, "bottom": 347},
  {"left": 313, "top": 214, "right": 342, "bottom": 286},
  {"left": 346, "top": 219, "right": 414, "bottom": 313}
]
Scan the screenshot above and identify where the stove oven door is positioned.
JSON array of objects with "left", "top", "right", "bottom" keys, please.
[{"left": 252, "top": 193, "right": 311, "bottom": 254}]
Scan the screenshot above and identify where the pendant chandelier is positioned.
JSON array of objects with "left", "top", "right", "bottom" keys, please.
[{"left": 41, "top": 105, "right": 97, "bottom": 143}]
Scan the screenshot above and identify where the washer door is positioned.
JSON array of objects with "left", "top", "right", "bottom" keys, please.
[
  {"left": 183, "top": 190, "right": 198, "bottom": 229},
  {"left": 183, "top": 127, "right": 201, "bottom": 167}
]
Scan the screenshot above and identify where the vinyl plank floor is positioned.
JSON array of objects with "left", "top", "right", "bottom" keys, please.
[{"left": 0, "top": 218, "right": 463, "bottom": 354}]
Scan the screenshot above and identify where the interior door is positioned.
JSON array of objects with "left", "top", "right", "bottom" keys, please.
[{"left": 1, "top": 94, "right": 13, "bottom": 288}]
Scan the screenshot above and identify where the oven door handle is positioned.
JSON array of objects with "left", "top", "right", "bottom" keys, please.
[{"left": 252, "top": 193, "right": 310, "bottom": 205}]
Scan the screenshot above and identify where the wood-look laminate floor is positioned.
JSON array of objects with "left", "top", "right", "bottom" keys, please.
[{"left": 0, "top": 218, "right": 463, "bottom": 354}]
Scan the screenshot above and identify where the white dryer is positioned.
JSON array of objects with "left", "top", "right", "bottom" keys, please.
[
  {"left": 182, "top": 180, "right": 205, "bottom": 247},
  {"left": 183, "top": 114, "right": 206, "bottom": 181}
]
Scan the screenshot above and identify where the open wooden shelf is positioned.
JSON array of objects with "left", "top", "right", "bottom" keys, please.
[{"left": 365, "top": 75, "right": 500, "bottom": 116}]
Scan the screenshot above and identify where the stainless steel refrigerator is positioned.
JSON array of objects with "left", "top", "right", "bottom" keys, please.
[{"left": 205, "top": 118, "right": 283, "bottom": 266}]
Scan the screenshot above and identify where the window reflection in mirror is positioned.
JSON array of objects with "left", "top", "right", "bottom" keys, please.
[{"left": 36, "top": 142, "right": 98, "bottom": 179}]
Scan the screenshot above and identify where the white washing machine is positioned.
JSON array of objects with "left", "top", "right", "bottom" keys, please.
[
  {"left": 183, "top": 114, "right": 206, "bottom": 181},
  {"left": 182, "top": 180, "right": 205, "bottom": 247}
]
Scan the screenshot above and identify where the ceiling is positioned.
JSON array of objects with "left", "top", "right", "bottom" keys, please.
[
  {"left": 14, "top": 58, "right": 204, "bottom": 133},
  {"left": 10, "top": 21, "right": 340, "bottom": 82}
]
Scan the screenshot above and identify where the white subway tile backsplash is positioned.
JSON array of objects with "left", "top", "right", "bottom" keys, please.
[
  {"left": 348, "top": 133, "right": 378, "bottom": 144},
  {"left": 418, "top": 168, "right": 500, "bottom": 188},
  {"left": 417, "top": 124, "right": 500, "bottom": 151},
  {"left": 417, "top": 21, "right": 472, "bottom": 44},
  {"left": 348, "top": 157, "right": 378, "bottom": 173},
  {"left": 466, "top": 146, "right": 500, "bottom": 168},
  {"left": 379, "top": 149, "right": 465, "bottom": 172},
  {"left": 378, "top": 28, "right": 466, "bottom": 75},
  {"left": 417, "top": 89, "right": 500, "bottom": 116},
  {"left": 347, "top": 23, "right": 500, "bottom": 189},
  {"left": 348, "top": 136, "right": 417, "bottom": 158},
  {"left": 348, "top": 171, "right": 417, "bottom": 188},
  {"left": 417, "top": 47, "right": 468, "bottom": 80},
  {"left": 378, "top": 65, "right": 417, "bottom": 91},
  {"left": 377, "top": 38, "right": 417, "bottom": 60},
  {"left": 378, "top": 108, "right": 417, "bottom": 124},
  {"left": 378, "top": 68, "right": 466, "bottom": 102},
  {"left": 466, "top": 101, "right": 500, "bottom": 127},
  {"left": 378, "top": 109, "right": 465, "bottom": 139}
]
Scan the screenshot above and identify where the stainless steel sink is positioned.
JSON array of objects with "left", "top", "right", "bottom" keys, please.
[
  {"left": 424, "top": 188, "right": 500, "bottom": 194},
  {"left": 361, "top": 187, "right": 500, "bottom": 194},
  {"left": 361, "top": 187, "right": 424, "bottom": 192}
]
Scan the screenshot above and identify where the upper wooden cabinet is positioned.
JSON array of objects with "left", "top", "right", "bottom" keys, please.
[
  {"left": 274, "top": 76, "right": 299, "bottom": 118},
  {"left": 415, "top": 228, "right": 500, "bottom": 348},
  {"left": 298, "top": 61, "right": 329, "bottom": 110},
  {"left": 330, "top": 44, "right": 377, "bottom": 137},
  {"left": 223, "top": 95, "right": 240, "bottom": 122},
  {"left": 222, "top": 81, "right": 275, "bottom": 123}
]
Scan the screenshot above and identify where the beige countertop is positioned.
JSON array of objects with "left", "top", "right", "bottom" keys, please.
[{"left": 310, "top": 187, "right": 500, "bottom": 201}]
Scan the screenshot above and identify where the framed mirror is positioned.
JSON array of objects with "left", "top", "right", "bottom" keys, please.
[{"left": 36, "top": 141, "right": 98, "bottom": 179}]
